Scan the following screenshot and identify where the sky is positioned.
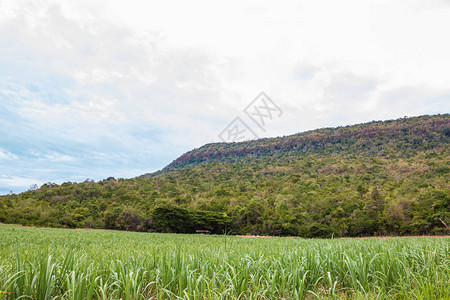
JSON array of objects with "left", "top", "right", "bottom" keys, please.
[{"left": 1, "top": 0, "right": 449, "bottom": 194}]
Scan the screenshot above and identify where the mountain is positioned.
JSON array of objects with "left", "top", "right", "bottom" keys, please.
[{"left": 1, "top": 114, "right": 449, "bottom": 237}]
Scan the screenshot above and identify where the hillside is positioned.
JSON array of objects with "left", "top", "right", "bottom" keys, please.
[{"left": 1, "top": 114, "right": 449, "bottom": 237}]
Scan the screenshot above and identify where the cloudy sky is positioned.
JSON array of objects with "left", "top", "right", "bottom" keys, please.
[{"left": 1, "top": 0, "right": 449, "bottom": 194}]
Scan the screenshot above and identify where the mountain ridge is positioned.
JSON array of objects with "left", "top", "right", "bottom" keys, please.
[{"left": 143, "top": 114, "right": 449, "bottom": 173}]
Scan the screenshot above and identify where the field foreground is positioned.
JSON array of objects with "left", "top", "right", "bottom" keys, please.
[{"left": 0, "top": 225, "right": 449, "bottom": 299}]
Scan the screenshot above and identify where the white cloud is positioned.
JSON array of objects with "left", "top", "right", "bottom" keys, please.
[
  {"left": 0, "top": 175, "right": 42, "bottom": 190},
  {"left": 0, "top": 149, "right": 18, "bottom": 160}
]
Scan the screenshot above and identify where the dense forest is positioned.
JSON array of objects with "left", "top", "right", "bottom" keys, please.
[{"left": 1, "top": 115, "right": 449, "bottom": 237}]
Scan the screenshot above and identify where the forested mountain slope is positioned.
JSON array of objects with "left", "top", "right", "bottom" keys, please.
[{"left": 1, "top": 115, "right": 449, "bottom": 237}]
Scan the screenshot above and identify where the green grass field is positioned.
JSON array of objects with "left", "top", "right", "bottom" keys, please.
[{"left": 0, "top": 225, "right": 448, "bottom": 299}]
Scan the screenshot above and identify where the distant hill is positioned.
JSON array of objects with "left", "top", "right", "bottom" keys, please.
[{"left": 1, "top": 114, "right": 449, "bottom": 237}]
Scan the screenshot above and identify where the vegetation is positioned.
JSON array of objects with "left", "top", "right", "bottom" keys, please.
[
  {"left": 0, "top": 114, "right": 449, "bottom": 237},
  {"left": 0, "top": 224, "right": 448, "bottom": 299}
]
